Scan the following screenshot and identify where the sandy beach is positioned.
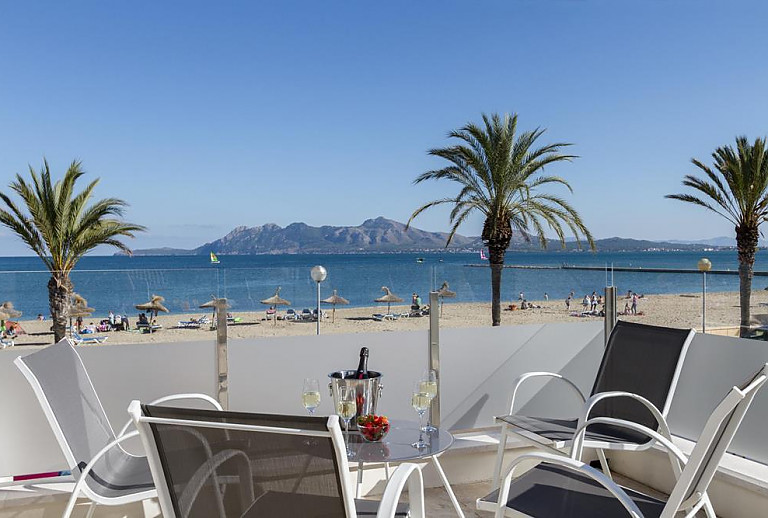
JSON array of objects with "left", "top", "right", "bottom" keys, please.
[{"left": 3, "top": 290, "right": 764, "bottom": 346}]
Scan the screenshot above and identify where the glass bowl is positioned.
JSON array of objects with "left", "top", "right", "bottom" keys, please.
[{"left": 357, "top": 415, "right": 390, "bottom": 442}]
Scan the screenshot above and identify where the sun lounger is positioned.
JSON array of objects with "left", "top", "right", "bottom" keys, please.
[
  {"left": 136, "top": 322, "right": 162, "bottom": 333},
  {"left": 0, "top": 337, "right": 13, "bottom": 349},
  {"left": 71, "top": 332, "right": 108, "bottom": 345},
  {"left": 372, "top": 313, "right": 399, "bottom": 321},
  {"left": 301, "top": 308, "right": 312, "bottom": 320}
]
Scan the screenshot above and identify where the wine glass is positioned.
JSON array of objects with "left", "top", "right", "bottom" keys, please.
[
  {"left": 336, "top": 385, "right": 356, "bottom": 458},
  {"left": 420, "top": 369, "right": 438, "bottom": 432},
  {"left": 411, "top": 381, "right": 430, "bottom": 449},
  {"left": 302, "top": 378, "right": 321, "bottom": 415}
]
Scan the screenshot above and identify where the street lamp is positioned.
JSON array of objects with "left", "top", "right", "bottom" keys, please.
[
  {"left": 698, "top": 258, "right": 712, "bottom": 333},
  {"left": 310, "top": 265, "right": 327, "bottom": 335}
]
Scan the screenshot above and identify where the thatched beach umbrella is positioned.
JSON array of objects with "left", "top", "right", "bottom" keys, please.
[
  {"left": 0, "top": 301, "right": 22, "bottom": 321},
  {"left": 65, "top": 294, "right": 94, "bottom": 336},
  {"left": 374, "top": 286, "right": 403, "bottom": 314},
  {"left": 135, "top": 295, "right": 169, "bottom": 331},
  {"left": 436, "top": 281, "right": 456, "bottom": 316},
  {"left": 322, "top": 289, "right": 349, "bottom": 323},
  {"left": 260, "top": 287, "right": 290, "bottom": 325}
]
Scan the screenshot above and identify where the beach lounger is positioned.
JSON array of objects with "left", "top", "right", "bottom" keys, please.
[
  {"left": 301, "top": 308, "right": 312, "bottom": 320},
  {"left": 175, "top": 320, "right": 201, "bottom": 329},
  {"left": 0, "top": 337, "right": 13, "bottom": 349},
  {"left": 128, "top": 403, "right": 422, "bottom": 518},
  {"left": 372, "top": 313, "right": 399, "bottom": 321},
  {"left": 72, "top": 332, "right": 109, "bottom": 345},
  {"left": 14, "top": 339, "right": 222, "bottom": 518},
  {"left": 136, "top": 323, "right": 162, "bottom": 333},
  {"left": 285, "top": 308, "right": 298, "bottom": 321},
  {"left": 491, "top": 321, "right": 694, "bottom": 489},
  {"left": 478, "top": 363, "right": 768, "bottom": 517}
]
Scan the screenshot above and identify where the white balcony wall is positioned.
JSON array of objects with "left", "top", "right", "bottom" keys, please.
[{"left": 1, "top": 320, "right": 767, "bottom": 482}]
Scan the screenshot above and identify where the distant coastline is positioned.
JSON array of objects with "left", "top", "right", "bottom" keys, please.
[{"left": 114, "top": 217, "right": 744, "bottom": 257}]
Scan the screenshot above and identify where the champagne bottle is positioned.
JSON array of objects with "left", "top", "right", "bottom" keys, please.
[{"left": 354, "top": 347, "right": 369, "bottom": 379}]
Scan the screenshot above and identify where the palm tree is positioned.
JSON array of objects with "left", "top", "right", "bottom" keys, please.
[
  {"left": 407, "top": 113, "right": 594, "bottom": 326},
  {"left": 667, "top": 136, "right": 768, "bottom": 337},
  {"left": 0, "top": 160, "right": 145, "bottom": 342}
]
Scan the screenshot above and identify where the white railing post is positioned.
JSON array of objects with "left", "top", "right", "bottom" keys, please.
[
  {"left": 428, "top": 290, "right": 440, "bottom": 427},
  {"left": 215, "top": 298, "right": 229, "bottom": 409}
]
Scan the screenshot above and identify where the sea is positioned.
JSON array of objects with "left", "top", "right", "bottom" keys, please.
[{"left": 0, "top": 250, "right": 766, "bottom": 318}]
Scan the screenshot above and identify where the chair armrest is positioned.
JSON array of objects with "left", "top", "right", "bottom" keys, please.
[
  {"left": 572, "top": 416, "right": 687, "bottom": 477},
  {"left": 503, "top": 372, "right": 586, "bottom": 415},
  {"left": 118, "top": 393, "right": 222, "bottom": 437},
  {"left": 495, "top": 452, "right": 643, "bottom": 518},
  {"left": 577, "top": 391, "right": 671, "bottom": 443},
  {"left": 376, "top": 463, "right": 425, "bottom": 518},
  {"left": 63, "top": 430, "right": 144, "bottom": 517}
]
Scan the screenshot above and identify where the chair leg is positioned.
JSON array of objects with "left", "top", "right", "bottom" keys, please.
[
  {"left": 596, "top": 449, "right": 612, "bottom": 479},
  {"left": 85, "top": 502, "right": 97, "bottom": 518},
  {"left": 491, "top": 423, "right": 508, "bottom": 489}
]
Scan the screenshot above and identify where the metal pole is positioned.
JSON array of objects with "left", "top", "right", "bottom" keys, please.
[
  {"left": 702, "top": 271, "right": 707, "bottom": 333},
  {"left": 604, "top": 286, "right": 617, "bottom": 347},
  {"left": 215, "top": 298, "right": 229, "bottom": 410},
  {"left": 428, "top": 291, "right": 440, "bottom": 427},
  {"left": 316, "top": 281, "right": 321, "bottom": 335}
]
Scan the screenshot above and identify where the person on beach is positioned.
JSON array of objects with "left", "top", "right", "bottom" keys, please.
[
  {"left": 631, "top": 293, "right": 639, "bottom": 314},
  {"left": 411, "top": 293, "right": 419, "bottom": 309},
  {"left": 624, "top": 302, "right": 631, "bottom": 315},
  {"left": 108, "top": 310, "right": 115, "bottom": 326},
  {"left": 519, "top": 291, "right": 524, "bottom": 301},
  {"left": 544, "top": 292, "right": 549, "bottom": 301},
  {"left": 566, "top": 295, "right": 572, "bottom": 310},
  {"left": 590, "top": 294, "right": 597, "bottom": 312},
  {"left": 582, "top": 295, "right": 589, "bottom": 310}
]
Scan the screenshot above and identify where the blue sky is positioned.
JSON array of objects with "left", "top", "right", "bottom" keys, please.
[{"left": 1, "top": 1, "right": 767, "bottom": 255}]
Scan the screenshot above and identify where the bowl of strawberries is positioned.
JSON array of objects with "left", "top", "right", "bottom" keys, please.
[{"left": 357, "top": 414, "right": 390, "bottom": 442}]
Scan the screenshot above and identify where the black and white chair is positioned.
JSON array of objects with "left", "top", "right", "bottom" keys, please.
[
  {"left": 477, "top": 363, "right": 768, "bottom": 517},
  {"left": 492, "top": 321, "right": 695, "bottom": 487},
  {"left": 128, "top": 402, "right": 424, "bottom": 517},
  {"left": 14, "top": 338, "right": 222, "bottom": 518}
]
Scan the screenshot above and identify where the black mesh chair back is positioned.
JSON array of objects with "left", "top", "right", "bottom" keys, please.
[
  {"left": 590, "top": 320, "right": 693, "bottom": 429},
  {"left": 142, "top": 405, "right": 349, "bottom": 518}
]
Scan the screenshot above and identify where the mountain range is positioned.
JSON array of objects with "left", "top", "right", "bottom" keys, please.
[{"left": 123, "top": 217, "right": 741, "bottom": 256}]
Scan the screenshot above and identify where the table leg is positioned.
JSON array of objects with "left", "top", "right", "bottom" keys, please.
[
  {"left": 431, "top": 456, "right": 465, "bottom": 518},
  {"left": 356, "top": 460, "right": 364, "bottom": 498},
  {"left": 384, "top": 462, "right": 391, "bottom": 480}
]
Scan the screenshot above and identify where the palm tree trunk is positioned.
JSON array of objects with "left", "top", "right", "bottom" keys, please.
[
  {"left": 48, "top": 274, "right": 72, "bottom": 343},
  {"left": 736, "top": 224, "right": 759, "bottom": 338},
  {"left": 488, "top": 245, "right": 506, "bottom": 326}
]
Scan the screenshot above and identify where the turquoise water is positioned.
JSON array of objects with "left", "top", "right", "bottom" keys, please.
[{"left": 0, "top": 250, "right": 765, "bottom": 318}]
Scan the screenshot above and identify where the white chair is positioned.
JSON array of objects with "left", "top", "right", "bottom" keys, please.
[
  {"left": 492, "top": 321, "right": 695, "bottom": 487},
  {"left": 129, "top": 402, "right": 425, "bottom": 518},
  {"left": 478, "top": 362, "right": 768, "bottom": 517},
  {"left": 14, "top": 338, "right": 222, "bottom": 518}
]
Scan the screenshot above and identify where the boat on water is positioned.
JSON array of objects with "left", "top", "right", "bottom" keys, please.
[
  {"left": 480, "top": 250, "right": 488, "bottom": 260},
  {"left": 416, "top": 257, "right": 424, "bottom": 263},
  {"left": 210, "top": 252, "right": 220, "bottom": 264}
]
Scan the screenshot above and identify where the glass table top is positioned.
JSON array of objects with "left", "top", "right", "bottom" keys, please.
[{"left": 346, "top": 419, "right": 454, "bottom": 463}]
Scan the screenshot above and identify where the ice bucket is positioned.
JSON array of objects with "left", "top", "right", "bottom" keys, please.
[{"left": 328, "top": 370, "right": 383, "bottom": 430}]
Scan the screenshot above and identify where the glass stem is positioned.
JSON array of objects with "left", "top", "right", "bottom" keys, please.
[
  {"left": 344, "top": 419, "right": 349, "bottom": 451},
  {"left": 418, "top": 411, "right": 425, "bottom": 445}
]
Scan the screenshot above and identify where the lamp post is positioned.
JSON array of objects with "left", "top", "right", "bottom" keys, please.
[
  {"left": 698, "top": 258, "right": 712, "bottom": 333},
  {"left": 310, "top": 265, "right": 327, "bottom": 335}
]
